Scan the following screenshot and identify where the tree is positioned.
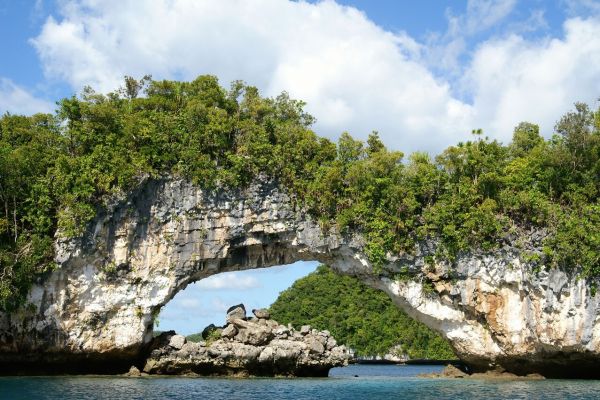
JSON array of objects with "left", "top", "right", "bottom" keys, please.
[
  {"left": 366, "top": 131, "right": 385, "bottom": 155},
  {"left": 511, "top": 122, "right": 543, "bottom": 157}
]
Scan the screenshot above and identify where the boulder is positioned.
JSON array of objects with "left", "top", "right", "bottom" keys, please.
[
  {"left": 226, "top": 304, "right": 246, "bottom": 322},
  {"left": 168, "top": 334, "right": 186, "bottom": 350},
  {"left": 252, "top": 308, "right": 270, "bottom": 319},
  {"left": 274, "top": 326, "right": 290, "bottom": 338},
  {"left": 326, "top": 337, "right": 337, "bottom": 350},
  {"left": 180, "top": 342, "right": 202, "bottom": 356},
  {"left": 306, "top": 337, "right": 325, "bottom": 354},
  {"left": 221, "top": 324, "right": 237, "bottom": 338},
  {"left": 266, "top": 319, "right": 279, "bottom": 329},
  {"left": 126, "top": 365, "right": 141, "bottom": 376},
  {"left": 300, "top": 325, "right": 311, "bottom": 335},
  {"left": 235, "top": 323, "right": 272, "bottom": 345},
  {"left": 316, "top": 335, "right": 328, "bottom": 346}
]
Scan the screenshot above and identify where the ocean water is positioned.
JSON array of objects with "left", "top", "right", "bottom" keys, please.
[{"left": 2, "top": 364, "right": 600, "bottom": 400}]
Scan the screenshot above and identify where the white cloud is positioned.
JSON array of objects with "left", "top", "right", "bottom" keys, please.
[
  {"left": 465, "top": 17, "right": 600, "bottom": 141},
  {"left": 197, "top": 272, "right": 262, "bottom": 291},
  {"left": 427, "top": 0, "right": 518, "bottom": 74},
  {"left": 179, "top": 298, "right": 201, "bottom": 309},
  {"left": 159, "top": 294, "right": 221, "bottom": 322},
  {"left": 30, "top": 0, "right": 474, "bottom": 153},
  {"left": 210, "top": 297, "right": 232, "bottom": 313},
  {"left": 0, "top": 78, "right": 54, "bottom": 115},
  {"left": 30, "top": 0, "right": 600, "bottom": 154}
]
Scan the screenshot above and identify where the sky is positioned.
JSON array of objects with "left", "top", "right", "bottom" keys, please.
[{"left": 1, "top": 0, "right": 600, "bottom": 334}]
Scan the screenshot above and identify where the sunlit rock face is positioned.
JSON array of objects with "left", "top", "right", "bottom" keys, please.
[{"left": 0, "top": 177, "right": 599, "bottom": 377}]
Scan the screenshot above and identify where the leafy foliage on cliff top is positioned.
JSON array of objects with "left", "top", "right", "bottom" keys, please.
[
  {"left": 0, "top": 75, "right": 599, "bottom": 311},
  {"left": 270, "top": 265, "right": 455, "bottom": 359}
]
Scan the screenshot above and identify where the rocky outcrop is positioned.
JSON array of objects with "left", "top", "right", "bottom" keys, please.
[
  {"left": 1, "top": 177, "right": 600, "bottom": 377},
  {"left": 142, "top": 306, "right": 350, "bottom": 377}
]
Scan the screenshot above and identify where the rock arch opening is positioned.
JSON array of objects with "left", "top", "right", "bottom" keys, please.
[{"left": 157, "top": 262, "right": 319, "bottom": 337}]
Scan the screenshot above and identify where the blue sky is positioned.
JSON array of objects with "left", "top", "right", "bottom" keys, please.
[{"left": 1, "top": 0, "right": 600, "bottom": 334}]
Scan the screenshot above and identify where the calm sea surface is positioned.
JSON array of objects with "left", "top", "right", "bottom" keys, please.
[{"left": 2, "top": 364, "right": 600, "bottom": 400}]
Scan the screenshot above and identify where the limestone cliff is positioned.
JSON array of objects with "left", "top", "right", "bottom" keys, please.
[{"left": 0, "top": 177, "right": 598, "bottom": 377}]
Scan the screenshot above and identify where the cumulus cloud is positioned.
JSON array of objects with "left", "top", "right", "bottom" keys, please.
[
  {"left": 0, "top": 78, "right": 54, "bottom": 115},
  {"left": 159, "top": 293, "right": 226, "bottom": 324},
  {"left": 30, "top": 0, "right": 600, "bottom": 153},
  {"left": 465, "top": 17, "right": 600, "bottom": 141},
  {"left": 197, "top": 272, "right": 262, "bottom": 291}
]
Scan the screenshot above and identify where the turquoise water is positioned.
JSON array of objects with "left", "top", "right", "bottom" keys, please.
[{"left": 2, "top": 364, "right": 600, "bottom": 399}]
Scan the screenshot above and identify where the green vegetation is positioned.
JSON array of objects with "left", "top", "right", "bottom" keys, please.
[
  {"left": 270, "top": 265, "right": 455, "bottom": 359},
  {"left": 186, "top": 333, "right": 203, "bottom": 343},
  {"left": 0, "top": 74, "right": 599, "bottom": 311}
]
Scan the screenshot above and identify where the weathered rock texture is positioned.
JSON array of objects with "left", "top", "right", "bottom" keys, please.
[
  {"left": 142, "top": 307, "right": 350, "bottom": 377},
  {"left": 0, "top": 178, "right": 599, "bottom": 377}
]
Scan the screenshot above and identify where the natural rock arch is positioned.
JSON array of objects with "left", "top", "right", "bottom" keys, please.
[{"left": 1, "top": 178, "right": 599, "bottom": 377}]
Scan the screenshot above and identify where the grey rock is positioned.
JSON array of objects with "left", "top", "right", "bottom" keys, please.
[
  {"left": 126, "top": 365, "right": 141, "bottom": 376},
  {"left": 258, "top": 346, "right": 275, "bottom": 363},
  {"left": 180, "top": 342, "right": 201, "bottom": 356},
  {"left": 266, "top": 319, "right": 279, "bottom": 329},
  {"left": 316, "top": 335, "right": 327, "bottom": 346},
  {"left": 221, "top": 324, "right": 237, "bottom": 338},
  {"left": 226, "top": 304, "right": 246, "bottom": 322},
  {"left": 168, "top": 334, "right": 186, "bottom": 350},
  {"left": 306, "top": 338, "right": 325, "bottom": 354},
  {"left": 252, "top": 308, "right": 270, "bottom": 319},
  {"left": 300, "top": 325, "right": 311, "bottom": 335},
  {"left": 274, "top": 326, "right": 290, "bottom": 336},
  {"left": 234, "top": 323, "right": 272, "bottom": 345},
  {"left": 326, "top": 337, "right": 337, "bottom": 350}
]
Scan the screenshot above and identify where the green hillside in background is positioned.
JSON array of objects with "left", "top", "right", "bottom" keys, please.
[{"left": 270, "top": 265, "right": 456, "bottom": 359}]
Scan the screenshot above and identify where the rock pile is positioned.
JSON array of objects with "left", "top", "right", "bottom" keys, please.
[{"left": 142, "top": 304, "right": 351, "bottom": 377}]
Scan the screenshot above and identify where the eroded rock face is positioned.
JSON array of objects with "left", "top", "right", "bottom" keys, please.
[
  {"left": 142, "top": 306, "right": 350, "bottom": 377},
  {"left": 0, "top": 177, "right": 599, "bottom": 377}
]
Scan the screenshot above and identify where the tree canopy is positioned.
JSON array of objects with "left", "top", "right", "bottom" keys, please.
[{"left": 0, "top": 75, "right": 599, "bottom": 311}]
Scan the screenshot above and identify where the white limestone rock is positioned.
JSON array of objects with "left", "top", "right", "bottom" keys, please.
[
  {"left": 168, "top": 335, "right": 186, "bottom": 350},
  {"left": 1, "top": 177, "right": 599, "bottom": 377}
]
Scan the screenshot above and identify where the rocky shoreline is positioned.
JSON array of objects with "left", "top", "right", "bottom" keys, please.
[{"left": 131, "top": 305, "right": 350, "bottom": 377}]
